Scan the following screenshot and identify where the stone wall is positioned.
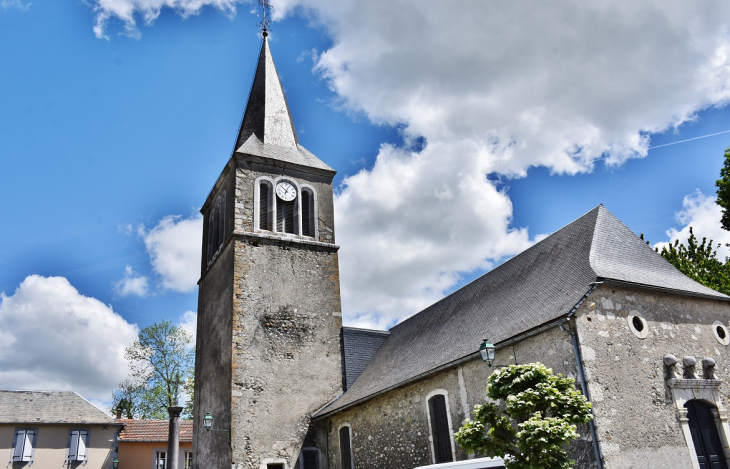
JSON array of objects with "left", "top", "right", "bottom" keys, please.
[
  {"left": 229, "top": 231, "right": 343, "bottom": 468},
  {"left": 323, "top": 326, "right": 595, "bottom": 469},
  {"left": 574, "top": 284, "right": 730, "bottom": 469},
  {"left": 193, "top": 239, "right": 234, "bottom": 469},
  {"left": 234, "top": 158, "right": 336, "bottom": 244}
]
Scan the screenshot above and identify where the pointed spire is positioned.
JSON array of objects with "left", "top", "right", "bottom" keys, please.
[
  {"left": 232, "top": 37, "right": 334, "bottom": 173},
  {"left": 234, "top": 37, "right": 299, "bottom": 151}
]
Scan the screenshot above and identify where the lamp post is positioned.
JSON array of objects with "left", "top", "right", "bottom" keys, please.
[{"left": 112, "top": 457, "right": 119, "bottom": 469}]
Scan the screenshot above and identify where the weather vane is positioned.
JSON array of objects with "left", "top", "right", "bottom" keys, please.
[{"left": 258, "top": 0, "right": 273, "bottom": 37}]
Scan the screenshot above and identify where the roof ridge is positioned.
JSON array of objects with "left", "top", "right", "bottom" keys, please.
[{"left": 388, "top": 205, "right": 603, "bottom": 333}]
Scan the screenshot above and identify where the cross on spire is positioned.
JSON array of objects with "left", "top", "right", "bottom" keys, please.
[{"left": 258, "top": 0, "right": 272, "bottom": 37}]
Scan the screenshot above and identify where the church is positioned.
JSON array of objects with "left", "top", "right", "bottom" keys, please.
[{"left": 191, "top": 32, "right": 730, "bottom": 469}]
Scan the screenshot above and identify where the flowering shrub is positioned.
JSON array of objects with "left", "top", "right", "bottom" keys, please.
[{"left": 454, "top": 363, "right": 592, "bottom": 469}]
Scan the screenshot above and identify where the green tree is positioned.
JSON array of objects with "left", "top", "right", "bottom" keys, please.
[
  {"left": 454, "top": 363, "right": 592, "bottom": 469},
  {"left": 111, "top": 321, "right": 195, "bottom": 419},
  {"left": 641, "top": 229, "right": 730, "bottom": 295},
  {"left": 715, "top": 147, "right": 730, "bottom": 231}
]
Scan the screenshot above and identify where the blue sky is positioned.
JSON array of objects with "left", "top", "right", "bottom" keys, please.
[{"left": 1, "top": 0, "right": 729, "bottom": 403}]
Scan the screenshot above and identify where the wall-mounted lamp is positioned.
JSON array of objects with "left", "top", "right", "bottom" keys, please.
[
  {"left": 203, "top": 412, "right": 214, "bottom": 431},
  {"left": 204, "top": 412, "right": 231, "bottom": 447},
  {"left": 112, "top": 457, "right": 119, "bottom": 469},
  {"left": 479, "top": 339, "right": 496, "bottom": 367}
]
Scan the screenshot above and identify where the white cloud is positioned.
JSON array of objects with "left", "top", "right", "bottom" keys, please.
[
  {"left": 268, "top": 0, "right": 730, "bottom": 328},
  {"left": 1, "top": 0, "right": 30, "bottom": 11},
  {"left": 655, "top": 191, "right": 730, "bottom": 259},
  {"left": 0, "top": 276, "right": 138, "bottom": 401},
  {"left": 335, "top": 142, "right": 534, "bottom": 329},
  {"left": 178, "top": 310, "right": 197, "bottom": 344},
  {"left": 140, "top": 214, "right": 202, "bottom": 293},
  {"left": 89, "top": 0, "right": 242, "bottom": 39},
  {"left": 114, "top": 265, "right": 149, "bottom": 297},
  {"left": 89, "top": 1, "right": 730, "bottom": 327}
]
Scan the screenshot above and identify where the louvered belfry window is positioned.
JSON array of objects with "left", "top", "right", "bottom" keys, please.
[
  {"left": 301, "top": 189, "right": 314, "bottom": 237},
  {"left": 206, "top": 193, "right": 226, "bottom": 264},
  {"left": 277, "top": 198, "right": 295, "bottom": 234},
  {"left": 428, "top": 394, "right": 454, "bottom": 463},
  {"left": 259, "top": 182, "right": 271, "bottom": 230},
  {"left": 339, "top": 426, "right": 354, "bottom": 469}
]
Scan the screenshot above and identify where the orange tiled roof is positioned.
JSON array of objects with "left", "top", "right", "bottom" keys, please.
[{"left": 117, "top": 419, "right": 193, "bottom": 442}]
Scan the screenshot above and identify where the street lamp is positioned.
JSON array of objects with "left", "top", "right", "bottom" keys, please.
[
  {"left": 112, "top": 458, "right": 119, "bottom": 469},
  {"left": 479, "top": 339, "right": 496, "bottom": 367}
]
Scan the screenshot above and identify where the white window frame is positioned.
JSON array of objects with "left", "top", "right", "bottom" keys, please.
[
  {"left": 299, "top": 184, "right": 319, "bottom": 239},
  {"left": 184, "top": 450, "right": 193, "bottom": 469},
  {"left": 425, "top": 389, "right": 457, "bottom": 465},
  {"left": 67, "top": 428, "right": 90, "bottom": 463},
  {"left": 10, "top": 428, "right": 37, "bottom": 463},
  {"left": 299, "top": 446, "right": 321, "bottom": 469},
  {"left": 337, "top": 423, "right": 355, "bottom": 469},
  {"left": 254, "top": 176, "right": 275, "bottom": 232},
  {"left": 154, "top": 449, "right": 167, "bottom": 469}
]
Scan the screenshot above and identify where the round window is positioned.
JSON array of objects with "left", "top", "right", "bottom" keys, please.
[
  {"left": 713, "top": 321, "right": 730, "bottom": 346},
  {"left": 627, "top": 311, "right": 648, "bottom": 339}
]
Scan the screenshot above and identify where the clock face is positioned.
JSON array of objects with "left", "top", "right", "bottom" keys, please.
[{"left": 276, "top": 181, "right": 297, "bottom": 202}]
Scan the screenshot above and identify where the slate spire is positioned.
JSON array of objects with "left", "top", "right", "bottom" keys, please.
[{"left": 234, "top": 36, "right": 299, "bottom": 151}]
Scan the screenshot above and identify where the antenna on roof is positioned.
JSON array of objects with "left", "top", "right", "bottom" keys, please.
[{"left": 258, "top": 0, "right": 272, "bottom": 37}]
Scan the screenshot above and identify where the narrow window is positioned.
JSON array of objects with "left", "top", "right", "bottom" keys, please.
[
  {"left": 339, "top": 426, "right": 353, "bottom": 469},
  {"left": 300, "top": 448, "right": 320, "bottom": 469},
  {"left": 207, "top": 194, "right": 226, "bottom": 264},
  {"left": 184, "top": 451, "right": 193, "bottom": 469},
  {"left": 12, "top": 429, "right": 35, "bottom": 462},
  {"left": 68, "top": 429, "right": 89, "bottom": 461},
  {"left": 218, "top": 194, "right": 226, "bottom": 248},
  {"left": 277, "top": 198, "right": 296, "bottom": 234},
  {"left": 267, "top": 465, "right": 284, "bottom": 469},
  {"left": 428, "top": 394, "right": 454, "bottom": 463},
  {"left": 301, "top": 189, "right": 315, "bottom": 237},
  {"left": 155, "top": 450, "right": 167, "bottom": 469},
  {"left": 259, "top": 182, "right": 272, "bottom": 230}
]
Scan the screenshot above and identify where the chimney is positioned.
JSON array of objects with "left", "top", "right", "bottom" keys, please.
[{"left": 116, "top": 408, "right": 123, "bottom": 419}]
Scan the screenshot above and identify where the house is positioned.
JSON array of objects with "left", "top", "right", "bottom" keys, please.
[
  {"left": 117, "top": 419, "right": 193, "bottom": 469},
  {"left": 192, "top": 31, "right": 730, "bottom": 469},
  {"left": 0, "top": 389, "right": 122, "bottom": 468}
]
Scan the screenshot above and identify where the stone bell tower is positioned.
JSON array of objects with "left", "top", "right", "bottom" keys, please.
[{"left": 192, "top": 33, "right": 343, "bottom": 469}]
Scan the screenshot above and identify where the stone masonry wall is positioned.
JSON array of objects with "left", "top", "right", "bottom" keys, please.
[
  {"left": 234, "top": 159, "right": 336, "bottom": 244},
  {"left": 575, "top": 284, "right": 730, "bottom": 469},
  {"left": 324, "top": 326, "right": 595, "bottom": 469},
  {"left": 231, "top": 235, "right": 343, "bottom": 469},
  {"left": 193, "top": 240, "right": 234, "bottom": 469}
]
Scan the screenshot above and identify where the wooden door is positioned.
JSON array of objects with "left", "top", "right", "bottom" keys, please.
[{"left": 686, "top": 400, "right": 729, "bottom": 469}]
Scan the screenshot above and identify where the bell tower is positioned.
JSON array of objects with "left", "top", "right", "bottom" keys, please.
[{"left": 193, "top": 32, "right": 343, "bottom": 469}]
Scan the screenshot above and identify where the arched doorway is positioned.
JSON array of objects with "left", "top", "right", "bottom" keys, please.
[{"left": 685, "top": 400, "right": 730, "bottom": 469}]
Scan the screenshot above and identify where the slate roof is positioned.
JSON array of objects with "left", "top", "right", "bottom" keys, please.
[
  {"left": 0, "top": 390, "right": 119, "bottom": 425},
  {"left": 341, "top": 327, "right": 390, "bottom": 391},
  {"left": 118, "top": 419, "right": 193, "bottom": 442},
  {"left": 233, "top": 38, "right": 334, "bottom": 173},
  {"left": 318, "top": 205, "right": 729, "bottom": 416}
]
